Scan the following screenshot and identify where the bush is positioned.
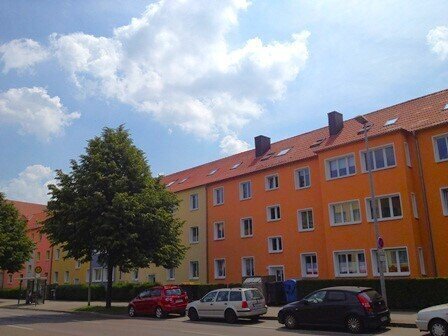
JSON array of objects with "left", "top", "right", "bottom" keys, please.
[{"left": 0, "top": 288, "right": 22, "bottom": 299}]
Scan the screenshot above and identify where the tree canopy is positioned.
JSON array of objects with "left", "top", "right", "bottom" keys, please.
[
  {"left": 43, "top": 126, "right": 186, "bottom": 307},
  {"left": 0, "top": 193, "right": 34, "bottom": 273}
]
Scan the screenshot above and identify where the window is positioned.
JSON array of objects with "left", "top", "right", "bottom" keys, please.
[
  {"left": 441, "top": 188, "right": 448, "bottom": 216},
  {"left": 189, "top": 261, "right": 199, "bottom": 279},
  {"left": 55, "top": 249, "right": 61, "bottom": 260},
  {"left": 327, "top": 154, "right": 356, "bottom": 179},
  {"left": 74, "top": 278, "right": 80, "bottom": 285},
  {"left": 189, "top": 226, "right": 199, "bottom": 243},
  {"left": 276, "top": 148, "right": 291, "bottom": 156},
  {"left": 190, "top": 193, "right": 199, "bottom": 210},
  {"left": 132, "top": 269, "right": 139, "bottom": 281},
  {"left": 295, "top": 167, "right": 311, "bottom": 188},
  {"left": 301, "top": 253, "right": 318, "bottom": 277},
  {"left": 231, "top": 162, "right": 242, "bottom": 170},
  {"left": 268, "top": 266, "right": 284, "bottom": 282},
  {"left": 8, "top": 274, "right": 13, "bottom": 283},
  {"left": 148, "top": 274, "right": 156, "bottom": 283},
  {"left": 179, "top": 177, "right": 188, "bottom": 184},
  {"left": 371, "top": 248, "right": 410, "bottom": 276},
  {"left": 240, "top": 181, "right": 252, "bottom": 200},
  {"left": 334, "top": 251, "right": 367, "bottom": 277},
  {"left": 384, "top": 117, "right": 398, "bottom": 126},
  {"left": 36, "top": 251, "right": 41, "bottom": 261},
  {"left": 75, "top": 260, "right": 81, "bottom": 269},
  {"left": 305, "top": 290, "right": 327, "bottom": 303},
  {"left": 214, "top": 222, "right": 225, "bottom": 240},
  {"left": 268, "top": 236, "right": 283, "bottom": 253},
  {"left": 366, "top": 194, "right": 402, "bottom": 221},
  {"left": 411, "top": 193, "right": 419, "bottom": 219},
  {"left": 166, "top": 181, "right": 176, "bottom": 187},
  {"left": 167, "top": 268, "right": 175, "bottom": 281},
  {"left": 361, "top": 145, "right": 396, "bottom": 171},
  {"left": 216, "top": 291, "right": 229, "bottom": 302},
  {"left": 242, "top": 257, "right": 255, "bottom": 277},
  {"left": 208, "top": 168, "right": 219, "bottom": 175},
  {"left": 298, "top": 209, "right": 314, "bottom": 231},
  {"left": 327, "top": 291, "right": 346, "bottom": 301},
  {"left": 329, "top": 200, "right": 361, "bottom": 226},
  {"left": 229, "top": 291, "right": 242, "bottom": 301},
  {"left": 433, "top": 134, "right": 448, "bottom": 162},
  {"left": 46, "top": 250, "right": 50, "bottom": 260},
  {"left": 265, "top": 174, "right": 279, "bottom": 190},
  {"left": 202, "top": 291, "right": 218, "bottom": 302},
  {"left": 214, "top": 259, "right": 226, "bottom": 279},
  {"left": 240, "top": 218, "right": 253, "bottom": 237},
  {"left": 53, "top": 272, "right": 59, "bottom": 283},
  {"left": 28, "top": 264, "right": 32, "bottom": 273},
  {"left": 404, "top": 142, "right": 412, "bottom": 167},
  {"left": 64, "top": 271, "right": 70, "bottom": 283},
  {"left": 213, "top": 187, "right": 224, "bottom": 205},
  {"left": 418, "top": 248, "right": 426, "bottom": 276},
  {"left": 267, "top": 205, "right": 281, "bottom": 221},
  {"left": 93, "top": 268, "right": 104, "bottom": 282}
]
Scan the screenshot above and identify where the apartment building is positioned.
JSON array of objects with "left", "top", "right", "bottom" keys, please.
[{"left": 164, "top": 89, "right": 448, "bottom": 284}]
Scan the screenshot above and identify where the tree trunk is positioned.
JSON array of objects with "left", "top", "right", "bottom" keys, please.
[{"left": 105, "top": 259, "right": 113, "bottom": 309}]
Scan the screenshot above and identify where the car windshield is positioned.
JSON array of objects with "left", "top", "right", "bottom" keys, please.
[
  {"left": 363, "top": 290, "right": 382, "bottom": 301},
  {"left": 165, "top": 288, "right": 182, "bottom": 296},
  {"left": 245, "top": 289, "right": 263, "bottom": 300}
]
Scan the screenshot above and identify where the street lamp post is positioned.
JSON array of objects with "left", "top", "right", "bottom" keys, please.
[{"left": 355, "top": 115, "right": 388, "bottom": 305}]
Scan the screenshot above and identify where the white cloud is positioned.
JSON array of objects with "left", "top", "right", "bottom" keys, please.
[
  {"left": 0, "top": 87, "right": 80, "bottom": 141},
  {"left": 427, "top": 26, "right": 448, "bottom": 60},
  {"left": 0, "top": 38, "right": 49, "bottom": 73},
  {"left": 219, "top": 134, "right": 250, "bottom": 155},
  {"left": 1, "top": 165, "right": 55, "bottom": 204},
  {"left": 47, "top": 0, "right": 309, "bottom": 144}
]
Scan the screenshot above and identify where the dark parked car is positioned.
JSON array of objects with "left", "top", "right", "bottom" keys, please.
[
  {"left": 128, "top": 285, "right": 188, "bottom": 318},
  {"left": 278, "top": 286, "right": 390, "bottom": 333}
]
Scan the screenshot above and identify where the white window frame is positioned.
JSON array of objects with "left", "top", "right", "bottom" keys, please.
[
  {"left": 241, "top": 256, "right": 255, "bottom": 277},
  {"left": 333, "top": 250, "right": 368, "bottom": 277},
  {"left": 189, "top": 226, "right": 199, "bottom": 244},
  {"left": 75, "top": 260, "right": 81, "bottom": 269},
  {"left": 265, "top": 174, "right": 279, "bottom": 191},
  {"left": 53, "top": 271, "right": 59, "bottom": 283},
  {"left": 440, "top": 187, "right": 448, "bottom": 216},
  {"left": 418, "top": 247, "right": 426, "bottom": 276},
  {"left": 267, "top": 265, "right": 285, "bottom": 282},
  {"left": 166, "top": 268, "right": 175, "bottom": 281},
  {"left": 297, "top": 208, "right": 314, "bottom": 232},
  {"left": 360, "top": 143, "right": 397, "bottom": 172},
  {"left": 365, "top": 193, "right": 403, "bottom": 222},
  {"left": 295, "top": 166, "right": 311, "bottom": 189},
  {"left": 214, "top": 258, "right": 226, "bottom": 279},
  {"left": 214, "top": 221, "right": 225, "bottom": 240},
  {"left": 132, "top": 269, "right": 139, "bottom": 281},
  {"left": 213, "top": 187, "right": 224, "bottom": 206},
  {"left": 268, "top": 236, "right": 283, "bottom": 253},
  {"left": 370, "top": 247, "right": 410, "bottom": 277},
  {"left": 240, "top": 217, "right": 253, "bottom": 238},
  {"left": 300, "top": 252, "right": 318, "bottom": 278},
  {"left": 266, "top": 204, "right": 281, "bottom": 222},
  {"left": 239, "top": 181, "right": 252, "bottom": 200},
  {"left": 432, "top": 133, "right": 448, "bottom": 163},
  {"left": 189, "top": 261, "right": 199, "bottom": 280},
  {"left": 328, "top": 200, "right": 362, "bottom": 226},
  {"left": 411, "top": 193, "right": 419, "bottom": 219},
  {"left": 55, "top": 249, "right": 60, "bottom": 260},
  {"left": 325, "top": 153, "right": 356, "bottom": 180},
  {"left": 64, "top": 271, "right": 70, "bottom": 283},
  {"left": 190, "top": 193, "right": 199, "bottom": 211},
  {"left": 404, "top": 142, "right": 412, "bottom": 167}
]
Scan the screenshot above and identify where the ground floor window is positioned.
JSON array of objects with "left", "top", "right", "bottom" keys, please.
[
  {"left": 189, "top": 261, "right": 199, "bottom": 279},
  {"left": 334, "top": 251, "right": 367, "bottom": 277},
  {"left": 372, "top": 248, "right": 410, "bottom": 276},
  {"left": 242, "top": 257, "right": 255, "bottom": 277},
  {"left": 214, "top": 259, "right": 226, "bottom": 279},
  {"left": 166, "top": 268, "right": 175, "bottom": 281},
  {"left": 301, "top": 253, "right": 318, "bottom": 277},
  {"left": 268, "top": 265, "right": 284, "bottom": 282}
]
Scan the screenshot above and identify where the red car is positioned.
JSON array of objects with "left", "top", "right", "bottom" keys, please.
[{"left": 128, "top": 285, "right": 188, "bottom": 318}]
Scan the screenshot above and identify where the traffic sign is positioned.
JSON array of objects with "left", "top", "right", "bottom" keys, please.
[
  {"left": 35, "top": 266, "right": 42, "bottom": 274},
  {"left": 377, "top": 237, "right": 384, "bottom": 249}
]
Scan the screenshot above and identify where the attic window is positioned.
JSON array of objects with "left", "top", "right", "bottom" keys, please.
[
  {"left": 310, "top": 138, "right": 325, "bottom": 148},
  {"left": 231, "top": 162, "right": 242, "bottom": 170},
  {"left": 166, "top": 181, "right": 176, "bottom": 187},
  {"left": 178, "top": 177, "right": 188, "bottom": 184},
  {"left": 260, "top": 152, "right": 275, "bottom": 161},
  {"left": 276, "top": 148, "right": 291, "bottom": 157},
  {"left": 444, "top": 103, "right": 448, "bottom": 110},
  {"left": 384, "top": 117, "right": 398, "bottom": 126},
  {"left": 208, "top": 168, "right": 219, "bottom": 176}
]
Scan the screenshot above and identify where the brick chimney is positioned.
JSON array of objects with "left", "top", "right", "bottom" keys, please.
[
  {"left": 328, "top": 111, "right": 344, "bottom": 136},
  {"left": 254, "top": 135, "right": 271, "bottom": 157}
]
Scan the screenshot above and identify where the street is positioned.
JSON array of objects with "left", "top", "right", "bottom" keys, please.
[{"left": 0, "top": 308, "right": 425, "bottom": 336}]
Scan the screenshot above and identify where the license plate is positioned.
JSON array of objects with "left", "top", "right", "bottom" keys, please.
[
  {"left": 176, "top": 299, "right": 183, "bottom": 303},
  {"left": 381, "top": 316, "right": 388, "bottom": 322}
]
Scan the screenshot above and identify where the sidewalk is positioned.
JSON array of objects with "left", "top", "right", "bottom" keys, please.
[{"left": 0, "top": 299, "right": 417, "bottom": 328}]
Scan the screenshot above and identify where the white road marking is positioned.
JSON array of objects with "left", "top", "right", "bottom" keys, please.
[{"left": 6, "top": 325, "right": 33, "bottom": 330}]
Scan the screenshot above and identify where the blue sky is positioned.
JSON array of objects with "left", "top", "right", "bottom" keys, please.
[{"left": 0, "top": 0, "right": 447, "bottom": 204}]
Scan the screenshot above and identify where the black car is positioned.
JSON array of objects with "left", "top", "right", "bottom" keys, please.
[{"left": 278, "top": 286, "right": 390, "bottom": 333}]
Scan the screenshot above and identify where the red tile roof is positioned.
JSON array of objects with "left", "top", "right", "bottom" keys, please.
[
  {"left": 7, "top": 200, "right": 47, "bottom": 228},
  {"left": 163, "top": 89, "right": 448, "bottom": 192}
]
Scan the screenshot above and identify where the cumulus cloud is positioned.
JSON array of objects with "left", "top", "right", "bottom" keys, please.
[
  {"left": 0, "top": 38, "right": 49, "bottom": 73},
  {"left": 219, "top": 134, "right": 250, "bottom": 155},
  {"left": 427, "top": 26, "right": 448, "bottom": 60},
  {"left": 47, "top": 0, "right": 309, "bottom": 143},
  {"left": 0, "top": 87, "right": 80, "bottom": 141},
  {"left": 1, "top": 165, "right": 55, "bottom": 204}
]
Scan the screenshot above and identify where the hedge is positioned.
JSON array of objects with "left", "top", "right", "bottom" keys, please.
[{"left": 0, "top": 288, "right": 22, "bottom": 299}]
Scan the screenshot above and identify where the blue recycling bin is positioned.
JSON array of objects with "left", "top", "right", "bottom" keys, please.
[{"left": 283, "top": 279, "right": 298, "bottom": 303}]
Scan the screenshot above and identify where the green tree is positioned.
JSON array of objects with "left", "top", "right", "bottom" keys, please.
[
  {"left": 0, "top": 193, "right": 34, "bottom": 273},
  {"left": 43, "top": 126, "right": 186, "bottom": 308}
]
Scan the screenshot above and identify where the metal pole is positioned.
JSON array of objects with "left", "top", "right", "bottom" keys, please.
[
  {"left": 88, "top": 258, "right": 92, "bottom": 307},
  {"left": 364, "top": 125, "right": 388, "bottom": 305}
]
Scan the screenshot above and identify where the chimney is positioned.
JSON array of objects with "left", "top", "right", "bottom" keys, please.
[
  {"left": 254, "top": 135, "right": 271, "bottom": 157},
  {"left": 328, "top": 111, "right": 344, "bottom": 136}
]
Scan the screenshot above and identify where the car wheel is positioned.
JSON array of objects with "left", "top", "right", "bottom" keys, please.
[
  {"left": 346, "top": 315, "right": 363, "bottom": 334},
  {"left": 429, "top": 319, "right": 448, "bottom": 336},
  {"left": 155, "top": 306, "right": 166, "bottom": 319},
  {"left": 128, "top": 306, "right": 136, "bottom": 317},
  {"left": 224, "top": 309, "right": 238, "bottom": 324},
  {"left": 188, "top": 308, "right": 199, "bottom": 321},
  {"left": 284, "top": 314, "right": 298, "bottom": 329}
]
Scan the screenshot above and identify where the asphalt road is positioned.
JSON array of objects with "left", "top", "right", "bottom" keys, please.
[{"left": 0, "top": 308, "right": 425, "bottom": 336}]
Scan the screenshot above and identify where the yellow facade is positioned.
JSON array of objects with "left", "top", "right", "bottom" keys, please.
[{"left": 51, "top": 246, "right": 89, "bottom": 285}]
